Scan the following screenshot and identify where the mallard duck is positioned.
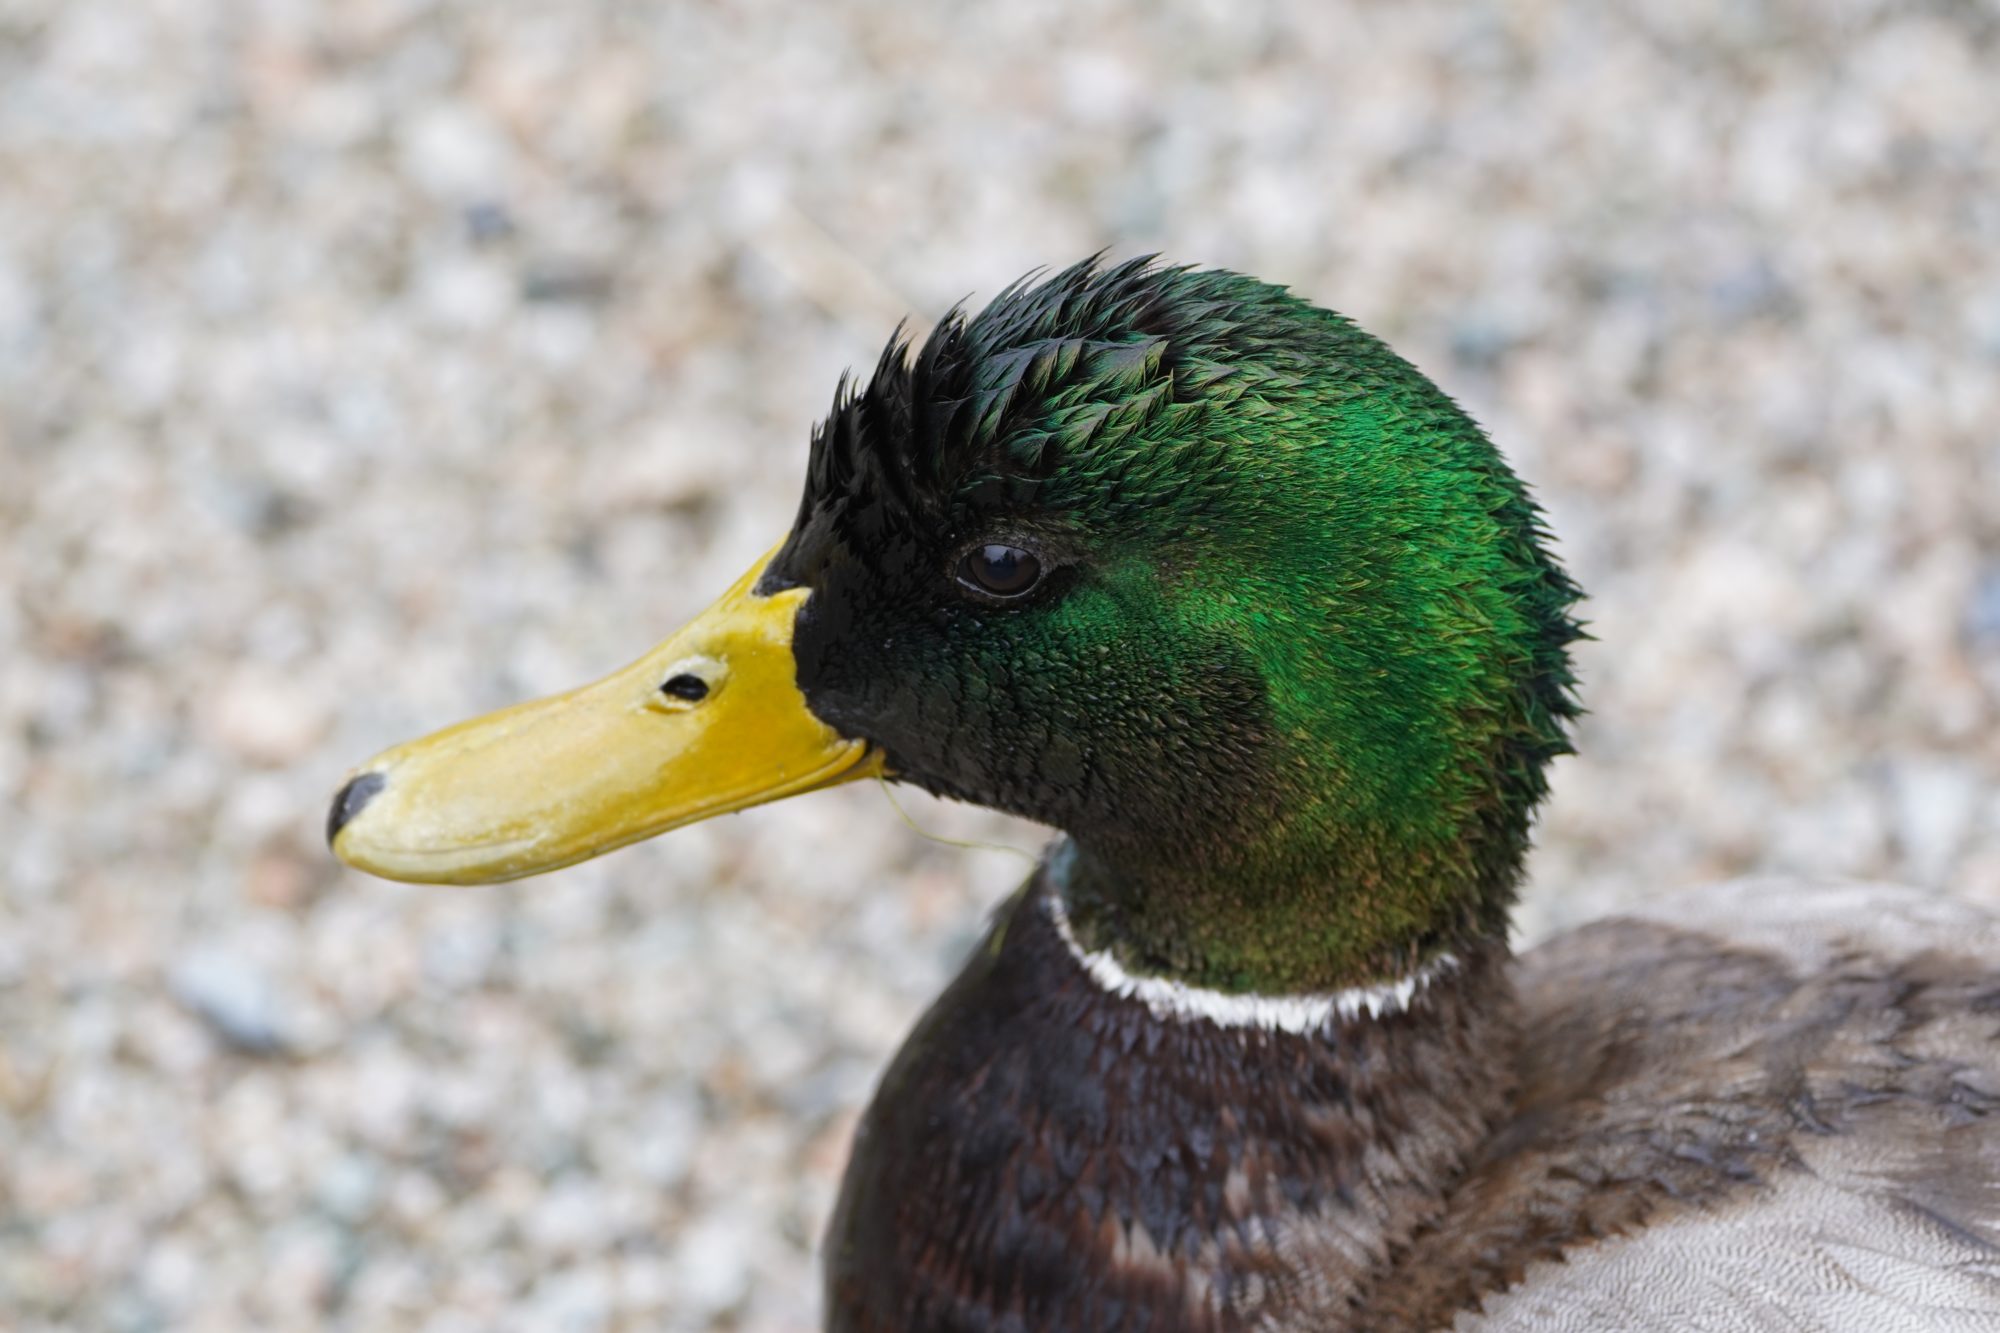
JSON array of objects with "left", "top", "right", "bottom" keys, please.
[{"left": 329, "top": 257, "right": 2000, "bottom": 1331}]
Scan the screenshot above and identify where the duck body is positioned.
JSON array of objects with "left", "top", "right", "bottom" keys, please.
[
  {"left": 330, "top": 257, "right": 2000, "bottom": 1330},
  {"left": 829, "top": 875, "right": 2000, "bottom": 1332}
]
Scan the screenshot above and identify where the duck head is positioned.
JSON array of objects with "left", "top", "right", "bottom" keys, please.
[{"left": 332, "top": 257, "right": 1581, "bottom": 993}]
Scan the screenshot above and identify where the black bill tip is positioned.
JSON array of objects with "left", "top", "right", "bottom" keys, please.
[{"left": 327, "top": 771, "right": 386, "bottom": 847}]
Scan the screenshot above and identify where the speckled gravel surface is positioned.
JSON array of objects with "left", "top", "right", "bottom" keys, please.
[{"left": 3, "top": 2, "right": 1998, "bottom": 1329}]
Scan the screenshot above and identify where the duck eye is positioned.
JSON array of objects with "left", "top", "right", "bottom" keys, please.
[{"left": 958, "top": 543, "right": 1043, "bottom": 599}]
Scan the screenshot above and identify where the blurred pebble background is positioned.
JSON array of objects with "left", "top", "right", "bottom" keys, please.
[{"left": 2, "top": 1, "right": 1997, "bottom": 1329}]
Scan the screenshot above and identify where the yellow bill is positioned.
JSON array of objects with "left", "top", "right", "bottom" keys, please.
[{"left": 328, "top": 546, "right": 882, "bottom": 884}]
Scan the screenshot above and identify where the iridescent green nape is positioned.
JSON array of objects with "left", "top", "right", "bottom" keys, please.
[{"left": 781, "top": 258, "right": 1584, "bottom": 995}]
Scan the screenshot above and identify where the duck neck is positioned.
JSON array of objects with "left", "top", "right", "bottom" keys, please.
[
  {"left": 1054, "top": 822, "right": 1509, "bottom": 995},
  {"left": 824, "top": 870, "right": 1521, "bottom": 1332}
]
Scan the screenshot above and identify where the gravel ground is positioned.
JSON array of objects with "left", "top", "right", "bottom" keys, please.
[{"left": 3, "top": 2, "right": 1998, "bottom": 1329}]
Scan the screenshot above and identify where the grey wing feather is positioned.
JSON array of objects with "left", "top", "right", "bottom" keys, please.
[
  {"left": 1455, "top": 879, "right": 2000, "bottom": 1333},
  {"left": 1459, "top": 1118, "right": 2000, "bottom": 1332}
]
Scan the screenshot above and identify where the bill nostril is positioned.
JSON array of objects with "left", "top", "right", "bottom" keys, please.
[
  {"left": 660, "top": 672, "right": 710, "bottom": 702},
  {"left": 327, "top": 771, "right": 387, "bottom": 846}
]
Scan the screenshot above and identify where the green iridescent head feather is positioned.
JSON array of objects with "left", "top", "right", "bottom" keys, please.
[{"left": 764, "top": 256, "right": 1583, "bottom": 992}]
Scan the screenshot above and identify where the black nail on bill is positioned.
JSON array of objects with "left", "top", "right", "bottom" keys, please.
[{"left": 327, "top": 771, "right": 387, "bottom": 846}]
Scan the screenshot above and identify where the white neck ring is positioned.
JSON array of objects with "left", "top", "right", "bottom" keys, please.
[{"left": 1044, "top": 894, "right": 1457, "bottom": 1034}]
